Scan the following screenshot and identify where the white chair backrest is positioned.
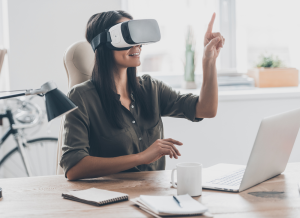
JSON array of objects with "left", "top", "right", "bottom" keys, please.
[
  {"left": 0, "top": 49, "right": 7, "bottom": 75},
  {"left": 56, "top": 41, "right": 94, "bottom": 175},
  {"left": 63, "top": 41, "right": 94, "bottom": 89}
]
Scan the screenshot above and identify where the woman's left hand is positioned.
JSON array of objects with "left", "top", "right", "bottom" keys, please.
[{"left": 203, "top": 13, "right": 225, "bottom": 60}]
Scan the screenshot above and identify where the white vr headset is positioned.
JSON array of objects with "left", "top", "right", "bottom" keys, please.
[{"left": 91, "top": 19, "right": 161, "bottom": 51}]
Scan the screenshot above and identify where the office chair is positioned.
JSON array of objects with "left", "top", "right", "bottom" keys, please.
[
  {"left": 56, "top": 41, "right": 94, "bottom": 175},
  {"left": 0, "top": 49, "right": 7, "bottom": 75}
]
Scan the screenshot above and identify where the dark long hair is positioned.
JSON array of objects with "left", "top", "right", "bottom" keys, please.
[{"left": 86, "top": 10, "right": 152, "bottom": 129}]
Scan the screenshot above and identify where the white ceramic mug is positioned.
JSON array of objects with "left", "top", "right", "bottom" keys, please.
[{"left": 171, "top": 162, "right": 202, "bottom": 196}]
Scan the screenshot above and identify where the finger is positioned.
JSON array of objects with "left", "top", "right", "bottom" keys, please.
[
  {"left": 161, "top": 146, "right": 178, "bottom": 159},
  {"left": 161, "top": 145, "right": 178, "bottom": 159},
  {"left": 165, "top": 147, "right": 173, "bottom": 158},
  {"left": 216, "top": 47, "right": 221, "bottom": 56},
  {"left": 161, "top": 141, "right": 181, "bottom": 156},
  {"left": 161, "top": 144, "right": 178, "bottom": 158},
  {"left": 205, "top": 12, "right": 216, "bottom": 35},
  {"left": 206, "top": 37, "right": 221, "bottom": 50},
  {"left": 212, "top": 33, "right": 223, "bottom": 48},
  {"left": 161, "top": 143, "right": 178, "bottom": 157},
  {"left": 163, "top": 138, "right": 183, "bottom": 145},
  {"left": 161, "top": 148, "right": 175, "bottom": 159},
  {"left": 221, "top": 36, "right": 225, "bottom": 47},
  {"left": 217, "top": 39, "right": 223, "bottom": 49},
  {"left": 212, "top": 32, "right": 222, "bottom": 38}
]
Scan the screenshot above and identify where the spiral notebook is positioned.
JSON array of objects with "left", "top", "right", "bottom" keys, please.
[{"left": 62, "top": 188, "right": 128, "bottom": 206}]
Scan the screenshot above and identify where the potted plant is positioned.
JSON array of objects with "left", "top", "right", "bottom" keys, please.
[
  {"left": 247, "top": 54, "right": 298, "bottom": 88},
  {"left": 182, "top": 26, "right": 197, "bottom": 89}
]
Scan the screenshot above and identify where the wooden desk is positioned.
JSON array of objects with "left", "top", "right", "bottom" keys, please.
[{"left": 1, "top": 163, "right": 300, "bottom": 217}]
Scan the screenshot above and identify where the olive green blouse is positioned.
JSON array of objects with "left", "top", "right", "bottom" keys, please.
[{"left": 60, "top": 74, "right": 203, "bottom": 177}]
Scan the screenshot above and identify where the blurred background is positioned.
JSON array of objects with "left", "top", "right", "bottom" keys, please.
[{"left": 0, "top": 0, "right": 300, "bottom": 178}]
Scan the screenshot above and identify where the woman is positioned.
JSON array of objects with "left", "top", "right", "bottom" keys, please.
[{"left": 60, "top": 10, "right": 224, "bottom": 180}]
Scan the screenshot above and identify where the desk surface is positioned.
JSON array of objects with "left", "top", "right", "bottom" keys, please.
[{"left": 1, "top": 163, "right": 300, "bottom": 218}]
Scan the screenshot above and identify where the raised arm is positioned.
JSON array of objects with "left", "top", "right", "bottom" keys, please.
[{"left": 195, "top": 13, "right": 225, "bottom": 118}]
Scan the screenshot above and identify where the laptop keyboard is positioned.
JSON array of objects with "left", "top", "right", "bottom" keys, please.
[{"left": 207, "top": 169, "right": 245, "bottom": 186}]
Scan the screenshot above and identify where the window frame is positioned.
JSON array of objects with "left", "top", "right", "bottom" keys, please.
[{"left": 219, "top": 0, "right": 237, "bottom": 72}]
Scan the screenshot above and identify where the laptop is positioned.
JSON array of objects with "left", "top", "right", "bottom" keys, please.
[{"left": 203, "top": 108, "right": 300, "bottom": 192}]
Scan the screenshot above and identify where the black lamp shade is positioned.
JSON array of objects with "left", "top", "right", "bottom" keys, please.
[{"left": 45, "top": 88, "right": 77, "bottom": 121}]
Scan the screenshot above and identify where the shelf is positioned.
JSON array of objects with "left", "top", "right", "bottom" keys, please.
[{"left": 174, "top": 86, "right": 300, "bottom": 101}]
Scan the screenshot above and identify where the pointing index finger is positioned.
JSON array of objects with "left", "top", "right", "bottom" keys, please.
[{"left": 206, "top": 12, "right": 216, "bottom": 35}]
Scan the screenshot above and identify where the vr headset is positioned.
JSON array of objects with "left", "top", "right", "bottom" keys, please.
[{"left": 91, "top": 19, "right": 161, "bottom": 51}]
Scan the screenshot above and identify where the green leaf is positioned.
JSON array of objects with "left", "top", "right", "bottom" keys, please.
[{"left": 255, "top": 54, "right": 284, "bottom": 68}]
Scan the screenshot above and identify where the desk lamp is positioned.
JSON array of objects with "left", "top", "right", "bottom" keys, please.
[
  {"left": 0, "top": 81, "right": 77, "bottom": 198},
  {"left": 0, "top": 81, "right": 77, "bottom": 121}
]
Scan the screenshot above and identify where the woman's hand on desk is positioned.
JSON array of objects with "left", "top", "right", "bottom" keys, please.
[
  {"left": 139, "top": 138, "right": 183, "bottom": 164},
  {"left": 66, "top": 139, "right": 181, "bottom": 180}
]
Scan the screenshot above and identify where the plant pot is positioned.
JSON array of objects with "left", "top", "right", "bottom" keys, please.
[
  {"left": 182, "top": 81, "right": 197, "bottom": 89},
  {"left": 247, "top": 68, "right": 299, "bottom": 88}
]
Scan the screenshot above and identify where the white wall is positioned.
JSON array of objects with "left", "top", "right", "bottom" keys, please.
[
  {"left": 7, "top": 0, "right": 122, "bottom": 93},
  {"left": 164, "top": 95, "right": 300, "bottom": 170},
  {"left": 1, "top": 0, "right": 123, "bottom": 178},
  {"left": 0, "top": 1, "right": 3, "bottom": 45},
  {"left": 5, "top": 0, "right": 123, "bottom": 139}
]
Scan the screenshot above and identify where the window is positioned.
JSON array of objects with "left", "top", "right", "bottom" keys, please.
[
  {"left": 127, "top": 0, "right": 221, "bottom": 76},
  {"left": 235, "top": 0, "right": 300, "bottom": 73},
  {"left": 126, "top": 0, "right": 300, "bottom": 89}
]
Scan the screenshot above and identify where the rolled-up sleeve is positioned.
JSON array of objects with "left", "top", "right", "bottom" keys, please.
[
  {"left": 158, "top": 80, "right": 203, "bottom": 122},
  {"left": 59, "top": 88, "right": 90, "bottom": 177}
]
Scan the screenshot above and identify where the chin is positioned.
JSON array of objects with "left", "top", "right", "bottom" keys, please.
[{"left": 128, "top": 61, "right": 141, "bottom": 67}]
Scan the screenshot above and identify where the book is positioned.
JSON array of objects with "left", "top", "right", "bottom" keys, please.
[
  {"left": 131, "top": 194, "right": 208, "bottom": 216},
  {"left": 62, "top": 187, "right": 128, "bottom": 206}
]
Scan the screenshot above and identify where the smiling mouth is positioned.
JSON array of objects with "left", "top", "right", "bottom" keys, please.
[{"left": 129, "top": 52, "right": 140, "bottom": 56}]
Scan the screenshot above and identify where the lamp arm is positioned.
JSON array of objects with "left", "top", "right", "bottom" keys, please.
[
  {"left": 25, "top": 88, "right": 45, "bottom": 96},
  {"left": 25, "top": 81, "right": 57, "bottom": 96},
  {"left": 0, "top": 81, "right": 58, "bottom": 100},
  {"left": 0, "top": 93, "right": 26, "bottom": 100}
]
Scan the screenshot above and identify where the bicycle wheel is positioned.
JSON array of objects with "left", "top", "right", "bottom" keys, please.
[{"left": 0, "top": 137, "right": 58, "bottom": 178}]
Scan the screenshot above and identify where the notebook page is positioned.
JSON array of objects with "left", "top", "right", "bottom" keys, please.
[
  {"left": 139, "top": 194, "right": 208, "bottom": 215},
  {"left": 131, "top": 199, "right": 161, "bottom": 218},
  {"left": 66, "top": 188, "right": 128, "bottom": 203}
]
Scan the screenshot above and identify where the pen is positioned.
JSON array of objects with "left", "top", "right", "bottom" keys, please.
[{"left": 173, "top": 195, "right": 182, "bottom": 208}]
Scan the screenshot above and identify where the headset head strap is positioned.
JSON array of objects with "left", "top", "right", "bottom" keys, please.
[{"left": 91, "top": 29, "right": 112, "bottom": 52}]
